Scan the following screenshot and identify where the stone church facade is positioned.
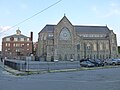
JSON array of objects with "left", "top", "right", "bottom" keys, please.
[{"left": 37, "top": 16, "right": 118, "bottom": 61}]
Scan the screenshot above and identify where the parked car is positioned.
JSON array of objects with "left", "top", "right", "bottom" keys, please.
[
  {"left": 80, "top": 58, "right": 104, "bottom": 67},
  {"left": 80, "top": 58, "right": 89, "bottom": 62},
  {"left": 113, "top": 59, "right": 120, "bottom": 65},
  {"left": 89, "top": 59, "right": 104, "bottom": 67},
  {"left": 70, "top": 59, "right": 74, "bottom": 62},
  {"left": 54, "top": 59, "right": 59, "bottom": 62},
  {"left": 80, "top": 60, "right": 95, "bottom": 67},
  {"left": 104, "top": 59, "right": 120, "bottom": 65}
]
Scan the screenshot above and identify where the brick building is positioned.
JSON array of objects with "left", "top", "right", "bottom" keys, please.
[
  {"left": 2, "top": 29, "right": 33, "bottom": 59},
  {"left": 37, "top": 16, "right": 118, "bottom": 61}
]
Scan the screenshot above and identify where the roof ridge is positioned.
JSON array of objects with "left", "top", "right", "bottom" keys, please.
[
  {"left": 3, "top": 33, "right": 29, "bottom": 38},
  {"left": 74, "top": 25, "right": 107, "bottom": 27},
  {"left": 46, "top": 24, "right": 56, "bottom": 26}
]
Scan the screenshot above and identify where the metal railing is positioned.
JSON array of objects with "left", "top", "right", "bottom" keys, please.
[{"left": 4, "top": 60, "right": 81, "bottom": 72}]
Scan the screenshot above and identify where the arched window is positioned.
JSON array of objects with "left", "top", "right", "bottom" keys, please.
[
  {"left": 59, "top": 54, "right": 62, "bottom": 60},
  {"left": 77, "top": 54, "right": 80, "bottom": 60},
  {"left": 77, "top": 44, "right": 80, "bottom": 51},
  {"left": 64, "top": 54, "right": 67, "bottom": 60},
  {"left": 100, "top": 43, "right": 103, "bottom": 50},
  {"left": 106, "top": 43, "right": 109, "bottom": 50},
  {"left": 93, "top": 43, "right": 97, "bottom": 51},
  {"left": 59, "top": 27, "right": 71, "bottom": 40},
  {"left": 86, "top": 43, "right": 91, "bottom": 50}
]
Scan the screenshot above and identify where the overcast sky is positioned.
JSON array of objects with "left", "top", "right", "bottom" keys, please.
[{"left": 0, "top": 0, "right": 120, "bottom": 50}]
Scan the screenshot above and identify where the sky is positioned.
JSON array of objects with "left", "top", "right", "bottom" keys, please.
[{"left": 0, "top": 0, "right": 120, "bottom": 50}]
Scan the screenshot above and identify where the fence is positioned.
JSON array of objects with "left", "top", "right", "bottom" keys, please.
[
  {"left": 4, "top": 59, "right": 81, "bottom": 72},
  {"left": 4, "top": 60, "right": 25, "bottom": 71}
]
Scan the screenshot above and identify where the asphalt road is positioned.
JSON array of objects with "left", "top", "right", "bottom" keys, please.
[{"left": 0, "top": 66, "right": 120, "bottom": 90}]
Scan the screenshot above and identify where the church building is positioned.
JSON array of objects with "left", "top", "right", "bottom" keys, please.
[{"left": 37, "top": 16, "right": 118, "bottom": 61}]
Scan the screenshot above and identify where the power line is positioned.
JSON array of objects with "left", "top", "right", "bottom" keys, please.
[{"left": 0, "top": 0, "right": 62, "bottom": 35}]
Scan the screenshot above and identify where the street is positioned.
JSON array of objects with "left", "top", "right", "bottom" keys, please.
[{"left": 0, "top": 65, "right": 120, "bottom": 90}]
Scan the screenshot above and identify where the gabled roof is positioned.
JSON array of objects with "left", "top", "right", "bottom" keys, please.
[
  {"left": 39, "top": 16, "right": 110, "bottom": 34},
  {"left": 40, "top": 24, "right": 55, "bottom": 33},
  {"left": 57, "top": 15, "right": 73, "bottom": 26},
  {"left": 74, "top": 25, "right": 110, "bottom": 34},
  {"left": 39, "top": 25, "right": 110, "bottom": 34},
  {"left": 4, "top": 34, "right": 29, "bottom": 39}
]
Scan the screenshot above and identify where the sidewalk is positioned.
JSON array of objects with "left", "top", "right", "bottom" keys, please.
[{"left": 0, "top": 61, "right": 27, "bottom": 76}]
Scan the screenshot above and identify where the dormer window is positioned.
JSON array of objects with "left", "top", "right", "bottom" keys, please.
[
  {"left": 14, "top": 38, "right": 18, "bottom": 41},
  {"left": 21, "top": 38, "right": 24, "bottom": 41},
  {"left": 6, "top": 38, "right": 10, "bottom": 41}
]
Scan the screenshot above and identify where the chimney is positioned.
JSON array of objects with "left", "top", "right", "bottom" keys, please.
[{"left": 30, "top": 32, "right": 33, "bottom": 41}]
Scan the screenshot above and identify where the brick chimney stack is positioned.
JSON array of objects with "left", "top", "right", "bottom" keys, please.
[{"left": 30, "top": 32, "right": 33, "bottom": 41}]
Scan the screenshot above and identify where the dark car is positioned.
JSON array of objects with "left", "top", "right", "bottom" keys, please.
[
  {"left": 80, "top": 59, "right": 87, "bottom": 62},
  {"left": 89, "top": 59, "right": 104, "bottom": 67},
  {"left": 80, "top": 60, "right": 95, "bottom": 67},
  {"left": 80, "top": 58, "right": 104, "bottom": 67}
]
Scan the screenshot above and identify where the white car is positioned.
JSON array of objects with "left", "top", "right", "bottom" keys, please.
[
  {"left": 54, "top": 60, "right": 59, "bottom": 62},
  {"left": 104, "top": 59, "right": 120, "bottom": 65},
  {"left": 70, "top": 59, "right": 74, "bottom": 62}
]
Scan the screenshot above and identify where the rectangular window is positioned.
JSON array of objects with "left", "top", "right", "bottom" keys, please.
[
  {"left": 112, "top": 47, "right": 116, "bottom": 51},
  {"left": 5, "top": 43, "right": 10, "bottom": 47},
  {"left": 6, "top": 43, "right": 7, "bottom": 47},
  {"left": 40, "top": 34, "right": 43, "bottom": 40},
  {"left": 85, "top": 34, "right": 87, "bottom": 37},
  {"left": 106, "top": 43, "right": 109, "bottom": 50},
  {"left": 6, "top": 38, "right": 10, "bottom": 41},
  {"left": 27, "top": 43, "right": 29, "bottom": 46},
  {"left": 27, "top": 38, "right": 30, "bottom": 41},
  {"left": 91, "top": 34, "right": 94, "bottom": 37},
  {"left": 8, "top": 48, "right": 10, "bottom": 51},
  {"left": 100, "top": 34, "right": 103, "bottom": 37},
  {"left": 95, "top": 34, "right": 98, "bottom": 37},
  {"left": 21, "top": 44, "right": 24, "bottom": 47},
  {"left": 8, "top": 43, "right": 10, "bottom": 47},
  {"left": 87, "top": 34, "right": 90, "bottom": 37},
  {"left": 83, "top": 35, "right": 85, "bottom": 37},
  {"left": 13, "top": 43, "right": 16, "bottom": 47},
  {"left": 16, "top": 43, "right": 20, "bottom": 47},
  {"left": 48, "top": 34, "right": 53, "bottom": 37},
  {"left": 21, "top": 38, "right": 24, "bottom": 41},
  {"left": 44, "top": 36, "right": 46, "bottom": 40},
  {"left": 112, "top": 38, "right": 115, "bottom": 44},
  {"left": 16, "top": 49, "right": 20, "bottom": 52},
  {"left": 14, "top": 38, "right": 18, "bottom": 41},
  {"left": 93, "top": 34, "right": 95, "bottom": 37},
  {"left": 79, "top": 34, "right": 81, "bottom": 37},
  {"left": 48, "top": 33, "right": 54, "bottom": 39}
]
